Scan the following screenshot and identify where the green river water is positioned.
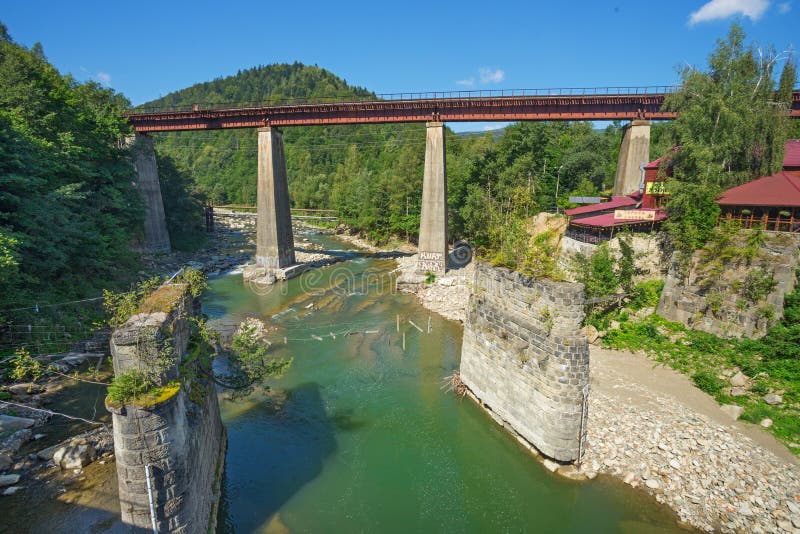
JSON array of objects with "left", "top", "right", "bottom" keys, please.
[{"left": 206, "top": 231, "right": 688, "bottom": 534}]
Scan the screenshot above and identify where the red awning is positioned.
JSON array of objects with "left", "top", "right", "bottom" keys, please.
[
  {"left": 565, "top": 196, "right": 638, "bottom": 217},
  {"left": 717, "top": 172, "right": 800, "bottom": 207},
  {"left": 570, "top": 210, "right": 667, "bottom": 228}
]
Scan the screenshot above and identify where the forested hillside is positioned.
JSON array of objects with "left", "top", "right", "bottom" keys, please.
[
  {"left": 147, "top": 63, "right": 624, "bottom": 243},
  {"left": 0, "top": 24, "right": 206, "bottom": 315},
  {"left": 0, "top": 24, "right": 143, "bottom": 309}
]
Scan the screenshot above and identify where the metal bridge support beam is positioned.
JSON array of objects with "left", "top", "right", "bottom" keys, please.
[
  {"left": 417, "top": 122, "right": 448, "bottom": 273},
  {"left": 128, "top": 134, "right": 171, "bottom": 253},
  {"left": 613, "top": 120, "right": 651, "bottom": 196},
  {"left": 256, "top": 127, "right": 296, "bottom": 269}
]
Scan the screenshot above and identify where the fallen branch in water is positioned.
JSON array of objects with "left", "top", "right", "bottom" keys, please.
[{"left": 441, "top": 371, "right": 467, "bottom": 398}]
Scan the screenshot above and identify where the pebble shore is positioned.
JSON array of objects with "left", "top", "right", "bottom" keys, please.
[{"left": 584, "top": 379, "right": 800, "bottom": 533}]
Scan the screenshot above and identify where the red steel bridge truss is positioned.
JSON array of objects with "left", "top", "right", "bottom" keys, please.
[{"left": 125, "top": 87, "right": 800, "bottom": 133}]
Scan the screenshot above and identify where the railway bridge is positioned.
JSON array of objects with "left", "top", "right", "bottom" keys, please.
[{"left": 125, "top": 87, "right": 800, "bottom": 275}]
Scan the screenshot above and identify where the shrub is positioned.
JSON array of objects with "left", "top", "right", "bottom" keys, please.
[
  {"left": 107, "top": 369, "right": 153, "bottom": 404},
  {"left": 103, "top": 275, "right": 163, "bottom": 326},
  {"left": 616, "top": 236, "right": 638, "bottom": 292},
  {"left": 575, "top": 243, "right": 619, "bottom": 299},
  {"left": 691, "top": 370, "right": 725, "bottom": 396},
  {"left": 743, "top": 227, "right": 765, "bottom": 261},
  {"left": 9, "top": 347, "right": 43, "bottom": 382},
  {"left": 628, "top": 280, "right": 664, "bottom": 310},
  {"left": 757, "top": 304, "right": 775, "bottom": 322},
  {"left": 706, "top": 290, "right": 723, "bottom": 317},
  {"left": 742, "top": 268, "right": 777, "bottom": 303},
  {"left": 174, "top": 266, "right": 207, "bottom": 297}
]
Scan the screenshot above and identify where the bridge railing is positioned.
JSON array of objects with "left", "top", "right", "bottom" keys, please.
[{"left": 126, "top": 85, "right": 682, "bottom": 115}]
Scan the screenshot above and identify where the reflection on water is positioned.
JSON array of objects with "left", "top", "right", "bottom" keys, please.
[{"left": 209, "top": 231, "right": 689, "bottom": 534}]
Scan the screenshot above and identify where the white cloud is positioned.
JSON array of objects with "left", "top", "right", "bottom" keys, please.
[
  {"left": 778, "top": 1, "right": 791, "bottom": 12},
  {"left": 479, "top": 67, "right": 505, "bottom": 84},
  {"left": 689, "top": 0, "right": 770, "bottom": 25},
  {"left": 456, "top": 77, "right": 475, "bottom": 87},
  {"left": 95, "top": 72, "right": 111, "bottom": 86}
]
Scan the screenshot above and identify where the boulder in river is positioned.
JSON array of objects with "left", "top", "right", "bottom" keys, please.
[
  {"left": 0, "top": 415, "right": 35, "bottom": 433},
  {"left": 0, "top": 474, "right": 20, "bottom": 487},
  {"left": 0, "top": 429, "right": 32, "bottom": 455},
  {"left": 53, "top": 438, "right": 96, "bottom": 470},
  {"left": 7, "top": 383, "right": 44, "bottom": 395}
]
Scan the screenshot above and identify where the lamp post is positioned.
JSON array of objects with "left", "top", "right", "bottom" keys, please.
[{"left": 554, "top": 165, "right": 564, "bottom": 214}]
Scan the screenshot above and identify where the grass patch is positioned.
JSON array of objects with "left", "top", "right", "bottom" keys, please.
[
  {"left": 106, "top": 368, "right": 181, "bottom": 408},
  {"left": 137, "top": 285, "right": 186, "bottom": 314}
]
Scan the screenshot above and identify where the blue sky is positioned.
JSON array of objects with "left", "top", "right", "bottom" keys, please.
[{"left": 1, "top": 0, "right": 796, "bottom": 132}]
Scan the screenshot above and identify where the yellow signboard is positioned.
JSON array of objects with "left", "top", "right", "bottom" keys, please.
[
  {"left": 614, "top": 210, "right": 656, "bottom": 221},
  {"left": 645, "top": 181, "right": 669, "bottom": 195}
]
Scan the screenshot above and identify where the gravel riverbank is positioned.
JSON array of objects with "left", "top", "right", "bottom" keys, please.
[{"left": 586, "top": 346, "right": 800, "bottom": 533}]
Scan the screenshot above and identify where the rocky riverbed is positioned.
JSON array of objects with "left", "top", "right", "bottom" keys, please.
[
  {"left": 584, "top": 346, "right": 800, "bottom": 534},
  {"left": 394, "top": 253, "right": 474, "bottom": 323}
]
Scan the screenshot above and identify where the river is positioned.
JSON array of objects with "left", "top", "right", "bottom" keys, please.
[{"left": 204, "top": 230, "right": 688, "bottom": 533}]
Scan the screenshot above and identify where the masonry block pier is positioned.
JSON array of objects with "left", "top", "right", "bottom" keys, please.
[
  {"left": 460, "top": 264, "right": 589, "bottom": 462},
  {"left": 613, "top": 119, "right": 651, "bottom": 196},
  {"left": 108, "top": 283, "right": 225, "bottom": 532},
  {"left": 129, "top": 134, "right": 171, "bottom": 253},
  {"left": 417, "top": 121, "right": 448, "bottom": 273}
]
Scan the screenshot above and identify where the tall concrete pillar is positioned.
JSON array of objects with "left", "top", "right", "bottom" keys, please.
[
  {"left": 256, "top": 127, "right": 295, "bottom": 269},
  {"left": 613, "top": 120, "right": 651, "bottom": 196},
  {"left": 129, "top": 134, "right": 171, "bottom": 253},
  {"left": 417, "top": 122, "right": 448, "bottom": 273}
]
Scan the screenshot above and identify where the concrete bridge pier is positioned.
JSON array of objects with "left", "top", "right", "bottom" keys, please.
[
  {"left": 129, "top": 134, "right": 171, "bottom": 253},
  {"left": 613, "top": 119, "right": 651, "bottom": 196},
  {"left": 417, "top": 121, "right": 448, "bottom": 273},
  {"left": 256, "top": 127, "right": 296, "bottom": 271}
]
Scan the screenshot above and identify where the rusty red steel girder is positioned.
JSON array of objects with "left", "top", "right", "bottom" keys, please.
[{"left": 125, "top": 90, "right": 800, "bottom": 133}]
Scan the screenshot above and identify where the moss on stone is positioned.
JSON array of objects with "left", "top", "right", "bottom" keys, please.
[
  {"left": 105, "top": 380, "right": 181, "bottom": 410},
  {"left": 137, "top": 285, "right": 186, "bottom": 315}
]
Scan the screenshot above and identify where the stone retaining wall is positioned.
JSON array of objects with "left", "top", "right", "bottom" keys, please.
[
  {"left": 460, "top": 263, "right": 589, "bottom": 462},
  {"left": 109, "top": 285, "right": 225, "bottom": 533}
]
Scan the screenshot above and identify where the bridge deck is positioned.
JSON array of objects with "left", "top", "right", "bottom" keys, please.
[{"left": 124, "top": 89, "right": 800, "bottom": 132}]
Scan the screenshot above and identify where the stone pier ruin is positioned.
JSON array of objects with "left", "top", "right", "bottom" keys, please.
[
  {"left": 460, "top": 263, "right": 589, "bottom": 462},
  {"left": 108, "top": 283, "right": 225, "bottom": 532}
]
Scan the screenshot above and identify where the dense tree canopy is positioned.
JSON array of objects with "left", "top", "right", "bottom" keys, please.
[
  {"left": 662, "top": 24, "right": 797, "bottom": 253},
  {"left": 0, "top": 28, "right": 143, "bottom": 308}
]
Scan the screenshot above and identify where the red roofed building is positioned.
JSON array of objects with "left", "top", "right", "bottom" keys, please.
[
  {"left": 564, "top": 195, "right": 638, "bottom": 218},
  {"left": 717, "top": 171, "right": 800, "bottom": 232},
  {"left": 564, "top": 140, "right": 800, "bottom": 242},
  {"left": 785, "top": 139, "right": 800, "bottom": 173},
  {"left": 564, "top": 192, "right": 664, "bottom": 243}
]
